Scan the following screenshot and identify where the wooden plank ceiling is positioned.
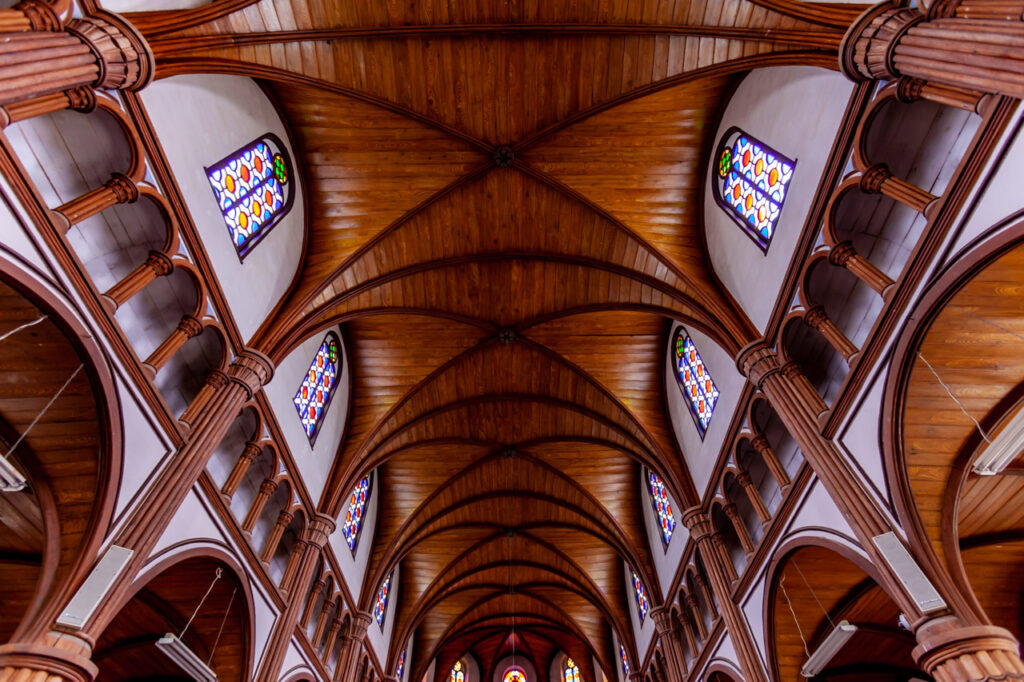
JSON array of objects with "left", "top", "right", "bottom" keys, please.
[{"left": 127, "top": 1, "right": 855, "bottom": 679}]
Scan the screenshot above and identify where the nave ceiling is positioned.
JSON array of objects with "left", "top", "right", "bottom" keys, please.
[{"left": 110, "top": 0, "right": 864, "bottom": 679}]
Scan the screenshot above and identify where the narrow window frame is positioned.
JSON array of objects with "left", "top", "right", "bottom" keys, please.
[
  {"left": 672, "top": 327, "right": 720, "bottom": 440},
  {"left": 341, "top": 471, "right": 374, "bottom": 556},
  {"left": 645, "top": 467, "right": 676, "bottom": 551},
  {"left": 292, "top": 331, "right": 343, "bottom": 446}
]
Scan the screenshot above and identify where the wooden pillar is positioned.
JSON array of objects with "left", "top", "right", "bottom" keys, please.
[
  {"left": 684, "top": 592, "right": 707, "bottom": 641},
  {"left": 0, "top": 1, "right": 64, "bottom": 33},
  {"left": 0, "top": 631, "right": 95, "bottom": 682},
  {"left": 804, "top": 305, "right": 859, "bottom": 362},
  {"left": 841, "top": 2, "right": 1024, "bottom": 100},
  {"left": 682, "top": 509, "right": 768, "bottom": 682},
  {"left": 221, "top": 441, "right": 261, "bottom": 500},
  {"left": 280, "top": 537, "right": 306, "bottom": 592},
  {"left": 0, "top": 84, "right": 94, "bottom": 127},
  {"left": 691, "top": 570, "right": 716, "bottom": 618},
  {"left": 750, "top": 433, "right": 790, "bottom": 491},
  {"left": 321, "top": 613, "right": 343, "bottom": 663},
  {"left": 860, "top": 163, "right": 938, "bottom": 215},
  {"left": 650, "top": 608, "right": 685, "bottom": 682},
  {"left": 255, "top": 515, "right": 336, "bottom": 682},
  {"left": 828, "top": 240, "right": 895, "bottom": 297},
  {"left": 678, "top": 608, "right": 700, "bottom": 659},
  {"left": 178, "top": 369, "right": 228, "bottom": 434},
  {"left": 735, "top": 471, "right": 771, "bottom": 524},
  {"left": 54, "top": 172, "right": 140, "bottom": 230},
  {"left": 79, "top": 350, "right": 273, "bottom": 642},
  {"left": 242, "top": 478, "right": 278, "bottom": 534},
  {"left": 102, "top": 250, "right": 172, "bottom": 313},
  {"left": 302, "top": 578, "right": 327, "bottom": 629},
  {"left": 737, "top": 341, "right": 1024, "bottom": 681},
  {"left": 897, "top": 75, "right": 988, "bottom": 114},
  {"left": 313, "top": 598, "right": 337, "bottom": 650},
  {"left": 723, "top": 503, "right": 756, "bottom": 555},
  {"left": 0, "top": 14, "right": 152, "bottom": 107},
  {"left": 333, "top": 614, "right": 373, "bottom": 682},
  {"left": 142, "top": 314, "right": 202, "bottom": 377},
  {"left": 260, "top": 509, "right": 293, "bottom": 564}
]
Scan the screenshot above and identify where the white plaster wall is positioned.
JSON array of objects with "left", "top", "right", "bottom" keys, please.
[
  {"left": 139, "top": 74, "right": 304, "bottom": 343},
  {"left": 423, "top": 658, "right": 437, "bottom": 682},
  {"left": 493, "top": 655, "right": 538, "bottom": 682},
  {"left": 638, "top": 467, "right": 688, "bottom": 600},
  {"left": 264, "top": 329, "right": 351, "bottom": 504},
  {"left": 464, "top": 654, "right": 483, "bottom": 682},
  {"left": 112, "top": 377, "right": 174, "bottom": 518},
  {"left": 623, "top": 561, "right": 655, "bottom": 663},
  {"left": 397, "top": 636, "right": 415, "bottom": 682},
  {"left": 664, "top": 323, "right": 746, "bottom": 500},
  {"left": 330, "top": 467, "right": 380, "bottom": 606},
  {"left": 548, "top": 651, "right": 567, "bottom": 682},
  {"left": 704, "top": 67, "right": 855, "bottom": 333},
  {"left": 612, "top": 630, "right": 628, "bottom": 682},
  {"left": 366, "top": 564, "right": 400, "bottom": 662}
]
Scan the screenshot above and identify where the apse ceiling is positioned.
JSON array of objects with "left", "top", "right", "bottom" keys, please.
[{"left": 126, "top": 0, "right": 858, "bottom": 678}]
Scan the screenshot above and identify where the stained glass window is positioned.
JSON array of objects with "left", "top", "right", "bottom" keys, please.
[
  {"left": 397, "top": 651, "right": 406, "bottom": 681},
  {"left": 373, "top": 572, "right": 392, "bottom": 627},
  {"left": 647, "top": 470, "right": 676, "bottom": 548},
  {"left": 450, "top": 661, "right": 465, "bottom": 682},
  {"left": 503, "top": 669, "right": 526, "bottom": 682},
  {"left": 563, "top": 658, "right": 580, "bottom": 682},
  {"left": 631, "top": 570, "right": 649, "bottom": 623},
  {"left": 673, "top": 328, "right": 719, "bottom": 437},
  {"left": 713, "top": 128, "right": 795, "bottom": 250},
  {"left": 293, "top": 332, "right": 341, "bottom": 444},
  {"left": 206, "top": 133, "right": 294, "bottom": 258},
  {"left": 619, "top": 645, "right": 630, "bottom": 677},
  {"left": 342, "top": 475, "right": 372, "bottom": 553}
]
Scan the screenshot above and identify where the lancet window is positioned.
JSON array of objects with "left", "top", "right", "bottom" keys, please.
[
  {"left": 631, "top": 570, "right": 649, "bottom": 623},
  {"left": 503, "top": 669, "right": 526, "bottom": 682},
  {"left": 373, "top": 572, "right": 392, "bottom": 627},
  {"left": 619, "top": 645, "right": 630, "bottom": 676},
  {"left": 342, "top": 474, "right": 372, "bottom": 553},
  {"left": 450, "top": 661, "right": 465, "bottom": 682},
  {"left": 293, "top": 332, "right": 341, "bottom": 444},
  {"left": 397, "top": 651, "right": 406, "bottom": 681},
  {"left": 673, "top": 328, "right": 719, "bottom": 437},
  {"left": 205, "top": 133, "right": 294, "bottom": 258},
  {"left": 647, "top": 470, "right": 676, "bottom": 548},
  {"left": 563, "top": 658, "right": 580, "bottom": 682},
  {"left": 713, "top": 128, "right": 794, "bottom": 250}
]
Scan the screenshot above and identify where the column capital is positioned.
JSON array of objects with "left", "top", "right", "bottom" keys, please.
[
  {"left": 680, "top": 507, "right": 713, "bottom": 541},
  {"left": 860, "top": 163, "right": 893, "bottom": 194},
  {"left": 228, "top": 348, "right": 275, "bottom": 398},
  {"left": 145, "top": 250, "right": 173, "bottom": 276},
  {"left": 649, "top": 606, "right": 673, "bottom": 632},
  {"left": 65, "top": 13, "right": 154, "bottom": 91},
  {"left": 103, "top": 172, "right": 139, "bottom": 203},
  {"left": 259, "top": 478, "right": 279, "bottom": 495},
  {"left": 827, "top": 240, "right": 857, "bottom": 268},
  {"left": 306, "top": 513, "right": 337, "bottom": 548},
  {"left": 736, "top": 340, "right": 779, "bottom": 388},
  {"left": 735, "top": 470, "right": 754, "bottom": 488},
  {"left": 241, "top": 440, "right": 262, "bottom": 461},
  {"left": 13, "top": 0, "right": 62, "bottom": 31},
  {"left": 348, "top": 611, "right": 374, "bottom": 639},
  {"left": 912, "top": 616, "right": 1024, "bottom": 681},
  {"left": 840, "top": 4, "right": 924, "bottom": 82},
  {"left": 177, "top": 315, "right": 203, "bottom": 339},
  {"left": 0, "top": 640, "right": 97, "bottom": 682},
  {"left": 803, "top": 305, "right": 829, "bottom": 331}
]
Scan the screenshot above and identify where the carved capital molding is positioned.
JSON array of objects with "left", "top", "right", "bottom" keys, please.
[
  {"left": 259, "top": 478, "right": 279, "bottom": 495},
  {"left": 897, "top": 76, "right": 926, "bottom": 103},
  {"left": 144, "top": 250, "right": 173, "bottom": 277},
  {"left": 735, "top": 470, "right": 754, "bottom": 488},
  {"left": 205, "top": 368, "right": 230, "bottom": 391},
  {"left": 736, "top": 340, "right": 779, "bottom": 388},
  {"left": 803, "top": 305, "right": 829, "bottom": 331},
  {"left": 860, "top": 163, "right": 893, "bottom": 194},
  {"left": 840, "top": 4, "right": 924, "bottom": 82},
  {"left": 103, "top": 172, "right": 139, "bottom": 203},
  {"left": 828, "top": 240, "right": 857, "bottom": 267},
  {"left": 176, "top": 315, "right": 202, "bottom": 339},
  {"left": 0, "top": 642, "right": 97, "bottom": 682},
  {"left": 241, "top": 441, "right": 261, "bottom": 461},
  {"left": 306, "top": 513, "right": 337, "bottom": 548},
  {"left": 13, "top": 0, "right": 62, "bottom": 31},
  {"left": 65, "top": 13, "right": 153, "bottom": 92},
  {"left": 66, "top": 85, "right": 96, "bottom": 112},
  {"left": 913, "top": 617, "right": 1024, "bottom": 681},
  {"left": 228, "top": 348, "right": 275, "bottom": 398},
  {"left": 680, "top": 506, "right": 713, "bottom": 541}
]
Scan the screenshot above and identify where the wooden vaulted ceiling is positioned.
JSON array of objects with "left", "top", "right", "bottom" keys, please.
[{"left": 126, "top": 0, "right": 860, "bottom": 679}]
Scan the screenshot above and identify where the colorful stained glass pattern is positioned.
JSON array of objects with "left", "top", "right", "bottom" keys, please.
[
  {"left": 293, "top": 334, "right": 340, "bottom": 443},
  {"left": 373, "top": 572, "right": 392, "bottom": 627},
  {"left": 206, "top": 136, "right": 292, "bottom": 257},
  {"left": 631, "top": 571, "right": 649, "bottom": 622},
  {"left": 564, "top": 658, "right": 580, "bottom": 682},
  {"left": 397, "top": 651, "right": 406, "bottom": 681},
  {"left": 503, "top": 669, "right": 526, "bottom": 682},
  {"left": 342, "top": 476, "right": 371, "bottom": 552},
  {"left": 619, "top": 645, "right": 630, "bottom": 677},
  {"left": 450, "top": 661, "right": 465, "bottom": 682},
  {"left": 716, "top": 131, "right": 794, "bottom": 249},
  {"left": 674, "top": 329, "right": 719, "bottom": 436},
  {"left": 647, "top": 471, "right": 676, "bottom": 547}
]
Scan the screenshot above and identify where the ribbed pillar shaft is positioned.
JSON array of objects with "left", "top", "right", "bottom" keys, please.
[
  {"left": 102, "top": 251, "right": 172, "bottom": 312},
  {"left": 313, "top": 599, "right": 338, "bottom": 650},
  {"left": 804, "top": 305, "right": 859, "bottom": 362},
  {"left": 221, "top": 441, "right": 261, "bottom": 500},
  {"left": 682, "top": 509, "right": 768, "bottom": 682},
  {"left": 260, "top": 509, "right": 293, "bottom": 564},
  {"left": 54, "top": 172, "right": 139, "bottom": 230},
  {"left": 860, "top": 162, "right": 938, "bottom": 215},
  {"left": 0, "top": 14, "right": 152, "bottom": 107},
  {"left": 750, "top": 433, "right": 790, "bottom": 490},
  {"left": 723, "top": 503, "right": 756, "bottom": 554},
  {"left": 0, "top": 84, "right": 94, "bottom": 127},
  {"left": 828, "top": 240, "right": 895, "bottom": 297},
  {"left": 842, "top": 2, "right": 1024, "bottom": 99},
  {"left": 177, "top": 369, "right": 228, "bottom": 434},
  {"left": 242, "top": 478, "right": 278, "bottom": 534},
  {"left": 684, "top": 593, "right": 707, "bottom": 640},
  {"left": 255, "top": 515, "right": 336, "bottom": 682},
  {"left": 301, "top": 579, "right": 327, "bottom": 630},
  {"left": 143, "top": 315, "right": 202, "bottom": 377},
  {"left": 333, "top": 614, "right": 372, "bottom": 682},
  {"left": 650, "top": 608, "right": 685, "bottom": 682},
  {"left": 0, "top": 632, "right": 95, "bottom": 682},
  {"left": 736, "top": 471, "right": 771, "bottom": 524}
]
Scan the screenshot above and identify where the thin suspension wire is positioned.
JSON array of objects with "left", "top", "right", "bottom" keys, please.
[
  {"left": 0, "top": 315, "right": 46, "bottom": 343},
  {"left": 792, "top": 560, "right": 835, "bottom": 629},
  {"left": 208, "top": 585, "right": 237, "bottom": 664},
  {"left": 3, "top": 363, "right": 83, "bottom": 461},
  {"left": 917, "top": 351, "right": 992, "bottom": 444},
  {"left": 180, "top": 567, "right": 222, "bottom": 639},
  {"left": 780, "top": 577, "right": 809, "bottom": 656}
]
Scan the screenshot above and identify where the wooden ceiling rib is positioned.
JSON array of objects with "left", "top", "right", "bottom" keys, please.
[{"left": 120, "top": 0, "right": 861, "bottom": 677}]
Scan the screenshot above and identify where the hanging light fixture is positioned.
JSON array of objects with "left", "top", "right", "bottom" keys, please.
[
  {"left": 156, "top": 567, "right": 227, "bottom": 682},
  {"left": 780, "top": 560, "right": 858, "bottom": 678}
]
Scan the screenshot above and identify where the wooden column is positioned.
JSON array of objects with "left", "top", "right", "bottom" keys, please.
[
  {"left": 260, "top": 509, "right": 293, "bottom": 564},
  {"left": 102, "top": 250, "right": 172, "bottom": 312},
  {"left": 678, "top": 608, "right": 700, "bottom": 659},
  {"left": 735, "top": 471, "right": 771, "bottom": 524},
  {"left": 256, "top": 515, "right": 336, "bottom": 682},
  {"left": 0, "top": 1, "right": 64, "bottom": 33},
  {"left": 54, "top": 172, "right": 140, "bottom": 230},
  {"left": 0, "top": 14, "right": 152, "bottom": 107},
  {"left": 684, "top": 592, "right": 707, "bottom": 641},
  {"left": 860, "top": 163, "right": 938, "bottom": 215},
  {"left": 143, "top": 314, "right": 202, "bottom": 377},
  {"left": 897, "top": 75, "right": 988, "bottom": 114},
  {"left": 221, "top": 441, "right": 261, "bottom": 500},
  {"left": 804, "top": 305, "right": 859, "bottom": 363},
  {"left": 650, "top": 608, "right": 686, "bottom": 682},
  {"left": 301, "top": 578, "right": 327, "bottom": 630},
  {"left": 682, "top": 509, "right": 768, "bottom": 682},
  {"left": 313, "top": 598, "right": 338, "bottom": 650},
  {"left": 242, "top": 478, "right": 278, "bottom": 534},
  {"left": 750, "top": 433, "right": 790, "bottom": 490},
  {"left": 0, "top": 84, "right": 94, "bottom": 127},
  {"left": 842, "top": 2, "right": 1024, "bottom": 99},
  {"left": 828, "top": 240, "right": 895, "bottom": 297},
  {"left": 321, "top": 613, "right": 343, "bottom": 664},
  {"left": 737, "top": 341, "right": 1024, "bottom": 681},
  {"left": 178, "top": 369, "right": 228, "bottom": 434},
  {"left": 0, "top": 632, "right": 95, "bottom": 682},
  {"left": 723, "top": 503, "right": 756, "bottom": 555},
  {"left": 333, "top": 613, "right": 373, "bottom": 682}
]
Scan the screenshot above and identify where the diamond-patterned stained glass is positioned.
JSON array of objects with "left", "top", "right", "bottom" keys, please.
[
  {"left": 673, "top": 328, "right": 719, "bottom": 437},
  {"left": 373, "top": 572, "right": 392, "bottom": 627},
  {"left": 397, "top": 651, "right": 406, "bottom": 681},
  {"left": 631, "top": 571, "right": 649, "bottom": 622},
  {"left": 293, "top": 333, "right": 341, "bottom": 443},
  {"left": 342, "top": 475, "right": 371, "bottom": 553},
  {"left": 619, "top": 645, "right": 630, "bottom": 677},
  {"left": 647, "top": 470, "right": 676, "bottom": 548},
  {"left": 206, "top": 134, "right": 294, "bottom": 258},
  {"left": 503, "top": 669, "right": 526, "bottom": 682},
  {"left": 450, "top": 661, "right": 465, "bottom": 682},
  {"left": 564, "top": 658, "right": 580, "bottom": 682},
  {"left": 714, "top": 129, "right": 794, "bottom": 250}
]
